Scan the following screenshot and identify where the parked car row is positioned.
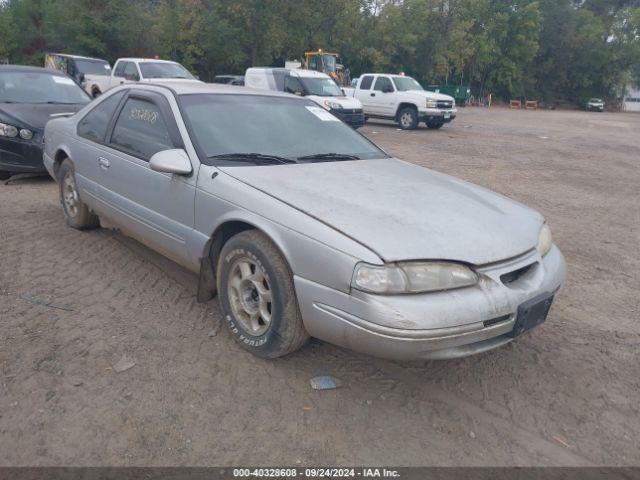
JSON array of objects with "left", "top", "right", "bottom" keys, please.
[
  {"left": 45, "top": 53, "right": 460, "bottom": 131},
  {"left": 46, "top": 53, "right": 203, "bottom": 98}
]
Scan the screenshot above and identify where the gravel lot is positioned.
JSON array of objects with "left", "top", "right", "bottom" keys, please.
[{"left": 0, "top": 107, "right": 638, "bottom": 467}]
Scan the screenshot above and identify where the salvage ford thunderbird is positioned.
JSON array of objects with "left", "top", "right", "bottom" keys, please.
[{"left": 43, "top": 83, "right": 566, "bottom": 360}]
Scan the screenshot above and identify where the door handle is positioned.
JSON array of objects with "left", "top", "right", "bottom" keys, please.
[
  {"left": 98, "top": 157, "right": 110, "bottom": 170},
  {"left": 120, "top": 81, "right": 124, "bottom": 84},
  {"left": 371, "top": 93, "right": 376, "bottom": 96}
]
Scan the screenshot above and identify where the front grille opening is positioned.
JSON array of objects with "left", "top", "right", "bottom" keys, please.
[
  {"left": 483, "top": 314, "right": 511, "bottom": 328},
  {"left": 500, "top": 263, "right": 535, "bottom": 285}
]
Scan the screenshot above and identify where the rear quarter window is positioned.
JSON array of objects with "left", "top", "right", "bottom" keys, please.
[{"left": 77, "top": 91, "right": 126, "bottom": 142}]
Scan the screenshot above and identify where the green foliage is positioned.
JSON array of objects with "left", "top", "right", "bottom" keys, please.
[{"left": 1, "top": 0, "right": 639, "bottom": 102}]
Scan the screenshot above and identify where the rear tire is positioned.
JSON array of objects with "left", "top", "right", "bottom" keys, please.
[
  {"left": 0, "top": 171, "right": 11, "bottom": 180},
  {"left": 426, "top": 122, "right": 444, "bottom": 130},
  {"left": 58, "top": 159, "right": 99, "bottom": 230},
  {"left": 217, "top": 230, "right": 309, "bottom": 358},
  {"left": 397, "top": 107, "right": 418, "bottom": 130}
]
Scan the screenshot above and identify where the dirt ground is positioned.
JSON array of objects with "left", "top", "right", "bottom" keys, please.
[{"left": 0, "top": 107, "right": 638, "bottom": 467}]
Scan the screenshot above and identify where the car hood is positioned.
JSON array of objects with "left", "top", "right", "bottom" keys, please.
[
  {"left": 0, "top": 102, "right": 86, "bottom": 130},
  {"left": 402, "top": 90, "right": 454, "bottom": 102},
  {"left": 220, "top": 158, "right": 543, "bottom": 265}
]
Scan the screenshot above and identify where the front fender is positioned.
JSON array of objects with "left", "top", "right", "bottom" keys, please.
[{"left": 193, "top": 166, "right": 382, "bottom": 294}]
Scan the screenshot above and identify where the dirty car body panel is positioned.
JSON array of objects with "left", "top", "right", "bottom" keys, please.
[{"left": 44, "top": 82, "right": 566, "bottom": 360}]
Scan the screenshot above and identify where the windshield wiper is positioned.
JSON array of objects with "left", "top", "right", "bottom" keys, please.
[
  {"left": 297, "top": 153, "right": 360, "bottom": 161},
  {"left": 208, "top": 153, "right": 297, "bottom": 165}
]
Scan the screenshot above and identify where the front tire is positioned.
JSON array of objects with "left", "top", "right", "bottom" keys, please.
[
  {"left": 397, "top": 107, "right": 418, "bottom": 130},
  {"left": 58, "top": 159, "right": 99, "bottom": 230},
  {"left": 92, "top": 88, "right": 101, "bottom": 99},
  {"left": 217, "top": 230, "right": 309, "bottom": 358},
  {"left": 0, "top": 171, "right": 11, "bottom": 180},
  {"left": 426, "top": 122, "right": 444, "bottom": 130}
]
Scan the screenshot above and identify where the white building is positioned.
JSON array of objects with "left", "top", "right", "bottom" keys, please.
[{"left": 622, "top": 84, "right": 640, "bottom": 112}]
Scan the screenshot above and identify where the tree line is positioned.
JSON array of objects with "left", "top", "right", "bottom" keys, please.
[{"left": 1, "top": 0, "right": 639, "bottom": 104}]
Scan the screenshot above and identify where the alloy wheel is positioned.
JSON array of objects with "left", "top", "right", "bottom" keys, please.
[
  {"left": 62, "top": 172, "right": 79, "bottom": 218},
  {"left": 227, "top": 256, "right": 272, "bottom": 336}
]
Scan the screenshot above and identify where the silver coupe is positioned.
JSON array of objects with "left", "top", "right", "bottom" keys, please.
[{"left": 43, "top": 83, "right": 566, "bottom": 360}]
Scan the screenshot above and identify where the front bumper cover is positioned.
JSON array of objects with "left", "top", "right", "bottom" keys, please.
[
  {"left": 294, "top": 246, "right": 566, "bottom": 360},
  {"left": 418, "top": 108, "right": 457, "bottom": 124},
  {"left": 0, "top": 135, "right": 46, "bottom": 174},
  {"left": 331, "top": 108, "right": 366, "bottom": 129}
]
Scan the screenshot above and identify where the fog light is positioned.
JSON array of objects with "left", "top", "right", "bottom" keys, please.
[{"left": 19, "top": 129, "right": 34, "bottom": 140}]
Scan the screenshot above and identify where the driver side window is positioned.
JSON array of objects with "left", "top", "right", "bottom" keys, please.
[
  {"left": 114, "top": 61, "right": 126, "bottom": 77},
  {"left": 123, "top": 62, "right": 140, "bottom": 81},
  {"left": 284, "top": 76, "right": 304, "bottom": 95},
  {"left": 373, "top": 76, "right": 393, "bottom": 92},
  {"left": 110, "top": 97, "right": 174, "bottom": 160}
]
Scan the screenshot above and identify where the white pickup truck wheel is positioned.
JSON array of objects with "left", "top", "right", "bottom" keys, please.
[{"left": 398, "top": 107, "right": 418, "bottom": 130}]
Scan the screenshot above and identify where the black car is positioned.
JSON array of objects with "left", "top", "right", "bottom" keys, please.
[
  {"left": 213, "top": 75, "right": 245, "bottom": 86},
  {"left": 0, "top": 65, "right": 91, "bottom": 179}
]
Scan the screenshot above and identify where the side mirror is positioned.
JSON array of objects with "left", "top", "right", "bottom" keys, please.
[{"left": 149, "top": 149, "right": 192, "bottom": 175}]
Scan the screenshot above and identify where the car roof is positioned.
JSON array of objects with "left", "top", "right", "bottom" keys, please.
[
  {"left": 127, "top": 81, "right": 303, "bottom": 99},
  {"left": 0, "top": 65, "right": 69, "bottom": 76},
  {"left": 117, "top": 58, "right": 179, "bottom": 64},
  {"left": 361, "top": 73, "right": 411, "bottom": 78},
  {"left": 47, "top": 53, "right": 108, "bottom": 62},
  {"left": 246, "top": 67, "right": 330, "bottom": 79}
]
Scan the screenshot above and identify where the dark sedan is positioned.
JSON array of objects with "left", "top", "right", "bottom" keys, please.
[{"left": 0, "top": 65, "right": 91, "bottom": 179}]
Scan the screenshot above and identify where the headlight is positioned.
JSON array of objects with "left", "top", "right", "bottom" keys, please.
[
  {"left": 323, "top": 100, "right": 343, "bottom": 110},
  {"left": 19, "top": 129, "right": 34, "bottom": 140},
  {"left": 426, "top": 99, "right": 437, "bottom": 108},
  {"left": 0, "top": 122, "right": 18, "bottom": 138},
  {"left": 353, "top": 261, "right": 478, "bottom": 294},
  {"left": 536, "top": 224, "right": 553, "bottom": 256}
]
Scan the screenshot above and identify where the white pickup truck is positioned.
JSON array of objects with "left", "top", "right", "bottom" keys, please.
[
  {"left": 343, "top": 73, "right": 457, "bottom": 130},
  {"left": 83, "top": 58, "right": 202, "bottom": 98}
]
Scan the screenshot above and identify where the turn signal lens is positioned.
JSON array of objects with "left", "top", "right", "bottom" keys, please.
[{"left": 537, "top": 224, "right": 553, "bottom": 256}]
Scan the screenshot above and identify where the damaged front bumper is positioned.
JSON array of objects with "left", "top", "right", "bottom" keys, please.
[{"left": 294, "top": 246, "right": 566, "bottom": 360}]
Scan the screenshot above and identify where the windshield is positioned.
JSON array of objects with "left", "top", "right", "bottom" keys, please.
[
  {"left": 0, "top": 71, "right": 91, "bottom": 104},
  {"left": 180, "top": 94, "right": 385, "bottom": 163},
  {"left": 590, "top": 98, "right": 603, "bottom": 103},
  {"left": 139, "top": 62, "right": 194, "bottom": 79},
  {"left": 75, "top": 59, "right": 111, "bottom": 75},
  {"left": 300, "top": 77, "right": 344, "bottom": 97},
  {"left": 392, "top": 76, "right": 423, "bottom": 92}
]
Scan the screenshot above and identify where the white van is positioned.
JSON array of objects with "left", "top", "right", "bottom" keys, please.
[{"left": 245, "top": 68, "right": 365, "bottom": 128}]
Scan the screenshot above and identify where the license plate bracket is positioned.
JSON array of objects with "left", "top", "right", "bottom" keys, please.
[
  {"left": 444, "top": 112, "right": 451, "bottom": 119},
  {"left": 510, "top": 292, "right": 554, "bottom": 338}
]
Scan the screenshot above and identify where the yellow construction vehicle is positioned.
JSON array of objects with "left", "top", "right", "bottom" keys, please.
[{"left": 302, "top": 49, "right": 351, "bottom": 87}]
